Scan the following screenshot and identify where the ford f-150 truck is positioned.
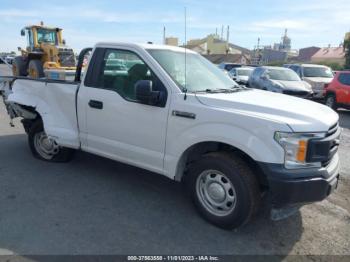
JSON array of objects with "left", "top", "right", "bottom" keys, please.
[{"left": 0, "top": 43, "right": 341, "bottom": 229}]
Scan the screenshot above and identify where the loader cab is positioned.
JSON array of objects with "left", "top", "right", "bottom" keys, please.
[{"left": 21, "top": 25, "right": 63, "bottom": 52}]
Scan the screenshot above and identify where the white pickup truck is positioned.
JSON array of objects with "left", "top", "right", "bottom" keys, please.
[{"left": 0, "top": 43, "right": 341, "bottom": 229}]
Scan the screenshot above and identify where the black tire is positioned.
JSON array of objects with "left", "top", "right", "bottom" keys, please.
[
  {"left": 325, "top": 94, "right": 338, "bottom": 110},
  {"left": 186, "top": 152, "right": 260, "bottom": 229},
  {"left": 28, "top": 119, "right": 75, "bottom": 162},
  {"left": 28, "top": 59, "right": 44, "bottom": 78},
  {"left": 12, "top": 56, "right": 28, "bottom": 76}
]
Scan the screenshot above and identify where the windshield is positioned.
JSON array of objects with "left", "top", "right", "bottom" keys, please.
[
  {"left": 147, "top": 49, "right": 237, "bottom": 92},
  {"left": 303, "top": 67, "right": 333, "bottom": 78},
  {"left": 266, "top": 68, "right": 301, "bottom": 81},
  {"left": 37, "top": 29, "right": 58, "bottom": 45},
  {"left": 237, "top": 69, "right": 253, "bottom": 76}
]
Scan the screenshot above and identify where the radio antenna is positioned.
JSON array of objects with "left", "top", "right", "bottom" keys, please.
[{"left": 184, "top": 6, "right": 188, "bottom": 100}]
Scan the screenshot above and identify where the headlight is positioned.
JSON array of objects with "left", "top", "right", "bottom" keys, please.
[
  {"left": 303, "top": 81, "right": 313, "bottom": 92},
  {"left": 274, "top": 132, "right": 326, "bottom": 169},
  {"left": 271, "top": 83, "right": 284, "bottom": 93}
]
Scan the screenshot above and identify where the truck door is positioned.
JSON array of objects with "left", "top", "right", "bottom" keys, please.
[{"left": 79, "top": 47, "right": 170, "bottom": 174}]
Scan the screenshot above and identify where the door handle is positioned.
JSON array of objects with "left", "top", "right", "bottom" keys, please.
[{"left": 88, "top": 100, "right": 103, "bottom": 109}]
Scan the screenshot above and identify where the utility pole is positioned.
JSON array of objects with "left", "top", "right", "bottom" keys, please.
[
  {"left": 163, "top": 26, "right": 166, "bottom": 45},
  {"left": 226, "top": 25, "right": 230, "bottom": 44}
]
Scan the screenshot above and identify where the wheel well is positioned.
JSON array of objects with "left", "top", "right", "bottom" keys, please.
[
  {"left": 28, "top": 53, "right": 43, "bottom": 61},
  {"left": 18, "top": 107, "right": 41, "bottom": 133},
  {"left": 325, "top": 91, "right": 336, "bottom": 98},
  {"left": 175, "top": 142, "right": 268, "bottom": 188}
]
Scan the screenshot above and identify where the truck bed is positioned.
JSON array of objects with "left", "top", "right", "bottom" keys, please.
[{"left": 0, "top": 77, "right": 81, "bottom": 149}]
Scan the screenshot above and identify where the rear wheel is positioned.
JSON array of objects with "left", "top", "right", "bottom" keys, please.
[
  {"left": 28, "top": 59, "right": 44, "bottom": 78},
  {"left": 28, "top": 119, "right": 74, "bottom": 162},
  {"left": 12, "top": 56, "right": 28, "bottom": 76},
  {"left": 325, "top": 94, "right": 337, "bottom": 110},
  {"left": 186, "top": 152, "right": 261, "bottom": 229}
]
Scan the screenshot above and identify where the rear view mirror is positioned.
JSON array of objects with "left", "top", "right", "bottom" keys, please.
[{"left": 135, "top": 80, "right": 160, "bottom": 106}]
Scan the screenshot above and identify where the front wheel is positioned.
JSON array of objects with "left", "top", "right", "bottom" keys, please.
[
  {"left": 28, "top": 59, "right": 45, "bottom": 78},
  {"left": 325, "top": 94, "right": 337, "bottom": 110},
  {"left": 186, "top": 152, "right": 261, "bottom": 229},
  {"left": 12, "top": 56, "right": 28, "bottom": 76},
  {"left": 28, "top": 120, "right": 74, "bottom": 162}
]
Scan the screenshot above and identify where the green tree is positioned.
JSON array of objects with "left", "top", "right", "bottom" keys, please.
[{"left": 344, "top": 38, "right": 350, "bottom": 69}]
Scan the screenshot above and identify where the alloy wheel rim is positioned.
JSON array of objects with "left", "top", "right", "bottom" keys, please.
[
  {"left": 326, "top": 97, "right": 334, "bottom": 107},
  {"left": 196, "top": 170, "right": 237, "bottom": 216},
  {"left": 33, "top": 131, "right": 59, "bottom": 160},
  {"left": 29, "top": 68, "right": 38, "bottom": 78}
]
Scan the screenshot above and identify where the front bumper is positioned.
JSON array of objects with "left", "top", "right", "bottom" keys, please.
[
  {"left": 259, "top": 154, "right": 340, "bottom": 208},
  {"left": 312, "top": 90, "right": 325, "bottom": 99}
]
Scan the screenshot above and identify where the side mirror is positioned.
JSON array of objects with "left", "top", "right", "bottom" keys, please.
[
  {"left": 62, "top": 39, "right": 66, "bottom": 45},
  {"left": 17, "top": 47, "right": 22, "bottom": 51},
  {"left": 135, "top": 80, "right": 160, "bottom": 106},
  {"left": 20, "top": 29, "right": 25, "bottom": 36},
  {"left": 260, "top": 75, "right": 268, "bottom": 80}
]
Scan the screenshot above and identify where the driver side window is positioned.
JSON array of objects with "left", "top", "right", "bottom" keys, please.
[{"left": 97, "top": 49, "right": 165, "bottom": 103}]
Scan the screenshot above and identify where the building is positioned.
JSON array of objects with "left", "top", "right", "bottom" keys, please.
[
  {"left": 273, "top": 29, "right": 292, "bottom": 52},
  {"left": 203, "top": 53, "right": 250, "bottom": 65},
  {"left": 261, "top": 48, "right": 288, "bottom": 64},
  {"left": 311, "top": 46, "right": 346, "bottom": 65},
  {"left": 185, "top": 33, "right": 251, "bottom": 57},
  {"left": 165, "top": 37, "right": 179, "bottom": 47},
  {"left": 296, "top": 46, "right": 321, "bottom": 62}
]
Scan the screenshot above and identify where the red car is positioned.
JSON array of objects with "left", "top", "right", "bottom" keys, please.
[{"left": 324, "top": 70, "right": 350, "bottom": 110}]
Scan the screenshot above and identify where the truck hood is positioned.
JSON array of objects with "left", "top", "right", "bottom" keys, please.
[
  {"left": 303, "top": 77, "right": 333, "bottom": 85},
  {"left": 195, "top": 89, "right": 338, "bottom": 132},
  {"left": 271, "top": 80, "right": 312, "bottom": 92}
]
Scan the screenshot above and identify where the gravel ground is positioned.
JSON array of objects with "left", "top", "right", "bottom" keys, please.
[{"left": 0, "top": 65, "right": 349, "bottom": 256}]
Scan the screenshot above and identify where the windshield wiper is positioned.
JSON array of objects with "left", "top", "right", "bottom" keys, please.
[
  {"left": 193, "top": 85, "right": 250, "bottom": 94},
  {"left": 204, "top": 88, "right": 233, "bottom": 93}
]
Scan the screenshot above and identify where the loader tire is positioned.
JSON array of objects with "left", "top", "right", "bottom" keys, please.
[
  {"left": 28, "top": 59, "right": 44, "bottom": 78},
  {"left": 12, "top": 56, "right": 28, "bottom": 77}
]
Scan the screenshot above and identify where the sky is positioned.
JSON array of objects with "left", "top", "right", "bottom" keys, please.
[{"left": 0, "top": 0, "right": 349, "bottom": 53}]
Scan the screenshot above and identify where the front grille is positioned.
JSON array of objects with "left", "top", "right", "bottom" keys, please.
[
  {"left": 306, "top": 122, "right": 340, "bottom": 167},
  {"left": 283, "top": 90, "right": 310, "bottom": 97},
  {"left": 321, "top": 122, "right": 340, "bottom": 167},
  {"left": 58, "top": 49, "right": 76, "bottom": 67}
]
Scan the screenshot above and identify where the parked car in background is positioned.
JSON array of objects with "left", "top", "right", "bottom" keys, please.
[
  {"left": 248, "top": 66, "right": 313, "bottom": 98},
  {"left": 5, "top": 56, "right": 15, "bottom": 65},
  {"left": 218, "top": 62, "right": 242, "bottom": 72},
  {"left": 286, "top": 64, "right": 334, "bottom": 98},
  {"left": 228, "top": 67, "right": 254, "bottom": 86},
  {"left": 324, "top": 71, "right": 350, "bottom": 110}
]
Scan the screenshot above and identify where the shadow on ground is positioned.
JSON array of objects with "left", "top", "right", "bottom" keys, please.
[
  {"left": 338, "top": 109, "right": 350, "bottom": 129},
  {"left": 0, "top": 134, "right": 303, "bottom": 255}
]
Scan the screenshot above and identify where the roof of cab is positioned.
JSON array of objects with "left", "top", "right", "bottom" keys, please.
[
  {"left": 300, "top": 64, "right": 330, "bottom": 68},
  {"left": 260, "top": 66, "right": 291, "bottom": 70},
  {"left": 95, "top": 42, "right": 196, "bottom": 54}
]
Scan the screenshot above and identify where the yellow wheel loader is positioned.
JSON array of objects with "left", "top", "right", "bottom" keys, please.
[{"left": 12, "top": 22, "right": 76, "bottom": 79}]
